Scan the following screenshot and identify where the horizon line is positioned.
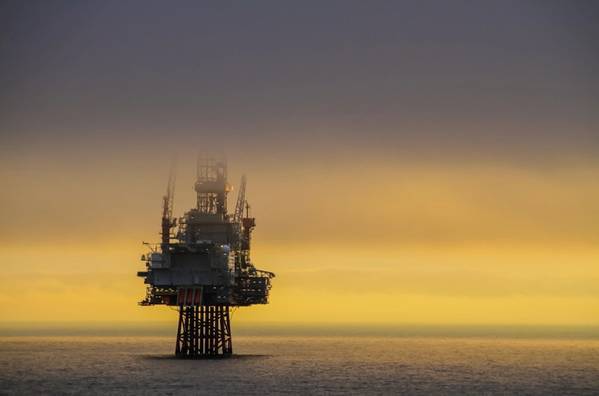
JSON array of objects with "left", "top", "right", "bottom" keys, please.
[{"left": 1, "top": 322, "right": 598, "bottom": 339}]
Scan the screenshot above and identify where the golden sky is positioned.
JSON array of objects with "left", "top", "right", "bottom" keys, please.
[{"left": 1, "top": 153, "right": 598, "bottom": 326}]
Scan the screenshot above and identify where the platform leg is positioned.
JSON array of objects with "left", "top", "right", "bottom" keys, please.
[{"left": 175, "top": 305, "right": 232, "bottom": 358}]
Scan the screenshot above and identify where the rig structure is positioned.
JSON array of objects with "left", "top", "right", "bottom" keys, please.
[{"left": 137, "top": 158, "right": 275, "bottom": 358}]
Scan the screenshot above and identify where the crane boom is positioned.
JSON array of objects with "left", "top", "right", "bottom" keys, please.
[
  {"left": 161, "top": 164, "right": 176, "bottom": 246},
  {"left": 233, "top": 175, "right": 246, "bottom": 223}
]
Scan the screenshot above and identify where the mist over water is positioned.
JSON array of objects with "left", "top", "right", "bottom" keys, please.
[{"left": 1, "top": 336, "right": 598, "bottom": 395}]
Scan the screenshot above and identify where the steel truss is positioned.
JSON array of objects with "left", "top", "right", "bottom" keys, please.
[{"left": 175, "top": 305, "right": 233, "bottom": 358}]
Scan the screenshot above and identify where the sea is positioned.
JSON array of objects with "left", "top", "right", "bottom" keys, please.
[{"left": 1, "top": 336, "right": 598, "bottom": 395}]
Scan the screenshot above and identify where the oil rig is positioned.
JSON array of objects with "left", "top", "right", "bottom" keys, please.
[{"left": 137, "top": 158, "right": 275, "bottom": 358}]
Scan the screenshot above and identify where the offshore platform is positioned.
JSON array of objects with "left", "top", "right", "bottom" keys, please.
[{"left": 137, "top": 158, "right": 275, "bottom": 358}]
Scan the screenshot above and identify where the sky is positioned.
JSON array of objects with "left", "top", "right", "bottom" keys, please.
[{"left": 1, "top": 1, "right": 598, "bottom": 329}]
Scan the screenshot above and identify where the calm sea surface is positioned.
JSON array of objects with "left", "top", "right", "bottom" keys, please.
[{"left": 1, "top": 336, "right": 598, "bottom": 395}]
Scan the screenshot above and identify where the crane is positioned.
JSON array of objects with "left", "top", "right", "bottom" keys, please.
[
  {"left": 161, "top": 164, "right": 176, "bottom": 246},
  {"left": 233, "top": 174, "right": 246, "bottom": 223}
]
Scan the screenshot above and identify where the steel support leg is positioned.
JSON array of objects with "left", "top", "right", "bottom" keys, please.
[{"left": 175, "top": 305, "right": 233, "bottom": 358}]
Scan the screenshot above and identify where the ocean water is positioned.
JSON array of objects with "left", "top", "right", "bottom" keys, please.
[{"left": 1, "top": 336, "right": 598, "bottom": 395}]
